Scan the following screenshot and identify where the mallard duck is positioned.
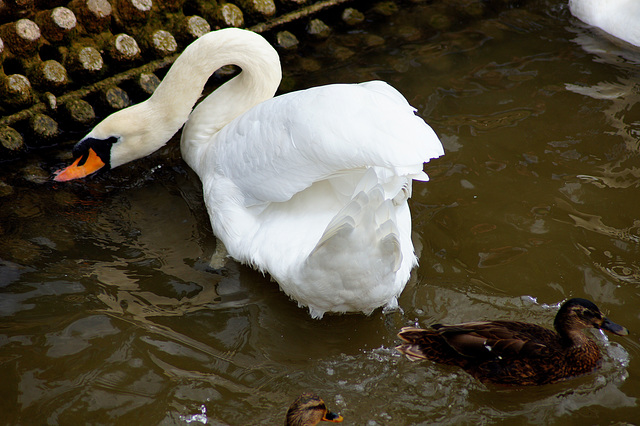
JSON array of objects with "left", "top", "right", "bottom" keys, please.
[
  {"left": 396, "top": 298, "right": 629, "bottom": 385},
  {"left": 569, "top": 0, "right": 640, "bottom": 47},
  {"left": 286, "top": 393, "right": 343, "bottom": 426},
  {"left": 53, "top": 28, "right": 444, "bottom": 319}
]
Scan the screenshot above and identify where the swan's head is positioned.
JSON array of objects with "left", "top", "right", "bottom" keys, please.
[
  {"left": 285, "top": 393, "right": 343, "bottom": 426},
  {"left": 53, "top": 27, "right": 283, "bottom": 182},
  {"left": 53, "top": 102, "right": 171, "bottom": 182}
]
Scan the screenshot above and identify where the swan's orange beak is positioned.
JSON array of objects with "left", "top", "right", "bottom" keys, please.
[{"left": 53, "top": 148, "right": 105, "bottom": 182}]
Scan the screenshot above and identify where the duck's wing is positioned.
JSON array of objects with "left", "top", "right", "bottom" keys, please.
[
  {"left": 397, "top": 327, "right": 452, "bottom": 362},
  {"left": 210, "top": 81, "right": 443, "bottom": 207},
  {"left": 433, "top": 321, "right": 552, "bottom": 359}
]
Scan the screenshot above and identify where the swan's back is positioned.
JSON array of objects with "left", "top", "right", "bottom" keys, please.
[{"left": 205, "top": 81, "right": 440, "bottom": 206}]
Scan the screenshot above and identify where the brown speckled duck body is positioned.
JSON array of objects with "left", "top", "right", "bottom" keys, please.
[{"left": 396, "top": 298, "right": 629, "bottom": 386}]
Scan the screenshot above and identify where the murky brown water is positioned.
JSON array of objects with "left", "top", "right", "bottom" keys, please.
[{"left": 1, "top": 1, "right": 640, "bottom": 424}]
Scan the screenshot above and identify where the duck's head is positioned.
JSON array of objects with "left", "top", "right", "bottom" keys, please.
[
  {"left": 554, "top": 298, "right": 628, "bottom": 343},
  {"left": 285, "top": 393, "right": 343, "bottom": 426}
]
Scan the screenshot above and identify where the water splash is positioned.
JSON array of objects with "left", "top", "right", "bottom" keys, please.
[{"left": 180, "top": 404, "right": 208, "bottom": 424}]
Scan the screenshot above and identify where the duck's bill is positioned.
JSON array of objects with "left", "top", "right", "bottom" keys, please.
[
  {"left": 322, "top": 411, "right": 343, "bottom": 423},
  {"left": 53, "top": 148, "right": 105, "bottom": 182},
  {"left": 601, "top": 318, "right": 629, "bottom": 336}
]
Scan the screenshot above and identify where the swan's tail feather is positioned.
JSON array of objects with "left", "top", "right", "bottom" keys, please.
[
  {"left": 409, "top": 171, "right": 430, "bottom": 182},
  {"left": 289, "top": 166, "right": 416, "bottom": 318},
  {"left": 354, "top": 167, "right": 379, "bottom": 195},
  {"left": 378, "top": 219, "right": 402, "bottom": 272},
  {"left": 308, "top": 169, "right": 402, "bottom": 276},
  {"left": 375, "top": 195, "right": 393, "bottom": 224},
  {"left": 310, "top": 216, "right": 355, "bottom": 256},
  {"left": 375, "top": 197, "right": 402, "bottom": 272}
]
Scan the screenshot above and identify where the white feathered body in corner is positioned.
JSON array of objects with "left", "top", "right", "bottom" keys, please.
[{"left": 569, "top": 0, "right": 640, "bottom": 47}]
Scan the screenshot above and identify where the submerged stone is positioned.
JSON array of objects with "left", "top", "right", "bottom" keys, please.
[
  {"left": 3, "top": 19, "right": 41, "bottom": 56},
  {"left": 151, "top": 30, "right": 178, "bottom": 56},
  {"left": 219, "top": 3, "right": 244, "bottom": 28},
  {"left": 238, "top": 0, "right": 276, "bottom": 19},
  {"left": 36, "top": 7, "right": 77, "bottom": 43},
  {"left": 30, "top": 113, "right": 59, "bottom": 141},
  {"left": 21, "top": 164, "right": 50, "bottom": 185},
  {"left": 64, "top": 98, "right": 95, "bottom": 125},
  {"left": 111, "top": 33, "right": 141, "bottom": 62},
  {"left": 0, "top": 181, "right": 14, "bottom": 197},
  {"left": 38, "top": 59, "right": 69, "bottom": 89},
  {"left": 307, "top": 19, "right": 331, "bottom": 39},
  {"left": 102, "top": 86, "right": 131, "bottom": 110},
  {"left": 0, "top": 126, "right": 24, "bottom": 152},
  {"left": 276, "top": 30, "right": 298, "bottom": 50},
  {"left": 371, "top": 1, "right": 399, "bottom": 16},
  {"left": 77, "top": 46, "right": 104, "bottom": 71},
  {"left": 68, "top": 0, "right": 112, "bottom": 33},
  {"left": 342, "top": 8, "right": 364, "bottom": 26},
  {"left": 183, "top": 15, "right": 211, "bottom": 40},
  {"left": 137, "top": 72, "right": 161, "bottom": 96}
]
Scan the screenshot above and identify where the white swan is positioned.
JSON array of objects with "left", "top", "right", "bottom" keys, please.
[
  {"left": 54, "top": 28, "right": 444, "bottom": 319},
  {"left": 569, "top": 0, "right": 640, "bottom": 47}
]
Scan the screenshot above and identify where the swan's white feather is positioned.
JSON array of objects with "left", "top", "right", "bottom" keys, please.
[
  {"left": 195, "top": 81, "right": 439, "bottom": 207},
  {"left": 188, "top": 82, "right": 442, "bottom": 318},
  {"left": 569, "top": 0, "right": 640, "bottom": 47}
]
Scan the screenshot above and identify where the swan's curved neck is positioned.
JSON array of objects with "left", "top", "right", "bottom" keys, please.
[
  {"left": 150, "top": 28, "right": 281, "bottom": 134},
  {"left": 100, "top": 28, "right": 281, "bottom": 168}
]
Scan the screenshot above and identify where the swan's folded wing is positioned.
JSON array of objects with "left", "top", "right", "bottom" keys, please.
[{"left": 212, "top": 82, "right": 443, "bottom": 206}]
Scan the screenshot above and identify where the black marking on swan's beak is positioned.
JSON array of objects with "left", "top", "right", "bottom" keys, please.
[{"left": 53, "top": 136, "right": 116, "bottom": 182}]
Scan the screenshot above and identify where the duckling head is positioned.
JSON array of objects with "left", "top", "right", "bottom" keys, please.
[
  {"left": 554, "top": 298, "right": 628, "bottom": 345},
  {"left": 285, "top": 393, "right": 343, "bottom": 426}
]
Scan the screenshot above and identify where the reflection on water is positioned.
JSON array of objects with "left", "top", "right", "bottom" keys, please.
[{"left": 1, "top": 0, "right": 640, "bottom": 424}]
